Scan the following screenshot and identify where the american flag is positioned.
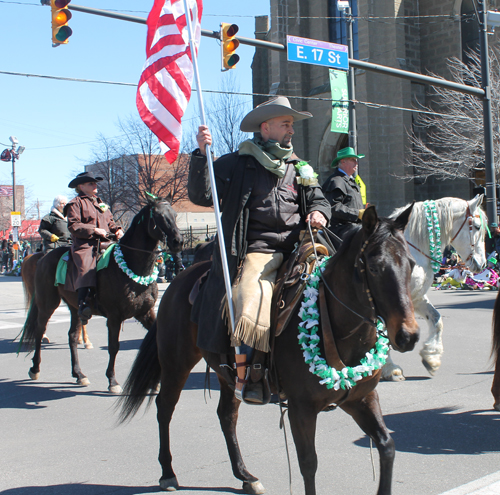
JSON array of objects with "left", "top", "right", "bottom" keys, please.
[
  {"left": 0, "top": 186, "right": 13, "bottom": 197},
  {"left": 137, "top": 0, "right": 203, "bottom": 164}
]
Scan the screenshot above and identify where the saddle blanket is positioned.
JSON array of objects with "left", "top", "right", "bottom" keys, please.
[{"left": 54, "top": 244, "right": 116, "bottom": 287}]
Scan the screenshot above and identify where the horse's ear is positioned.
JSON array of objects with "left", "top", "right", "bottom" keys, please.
[
  {"left": 471, "top": 193, "right": 484, "bottom": 208},
  {"left": 393, "top": 201, "right": 415, "bottom": 232},
  {"left": 362, "top": 205, "right": 378, "bottom": 236},
  {"left": 164, "top": 192, "right": 173, "bottom": 204},
  {"left": 145, "top": 191, "right": 158, "bottom": 205}
]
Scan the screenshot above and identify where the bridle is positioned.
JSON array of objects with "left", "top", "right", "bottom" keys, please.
[
  {"left": 308, "top": 223, "right": 384, "bottom": 334},
  {"left": 406, "top": 202, "right": 480, "bottom": 266}
]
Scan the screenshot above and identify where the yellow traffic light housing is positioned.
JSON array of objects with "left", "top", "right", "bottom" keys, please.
[
  {"left": 51, "top": 0, "right": 72, "bottom": 46},
  {"left": 220, "top": 23, "right": 240, "bottom": 71}
]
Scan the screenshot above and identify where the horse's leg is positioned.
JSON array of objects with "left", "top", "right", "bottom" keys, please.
[
  {"left": 381, "top": 350, "right": 405, "bottom": 382},
  {"left": 287, "top": 400, "right": 319, "bottom": 495},
  {"left": 76, "top": 320, "right": 93, "bottom": 349},
  {"left": 68, "top": 306, "right": 90, "bottom": 386},
  {"left": 415, "top": 294, "right": 444, "bottom": 375},
  {"left": 28, "top": 308, "right": 51, "bottom": 381},
  {"left": 157, "top": 347, "right": 202, "bottom": 491},
  {"left": 135, "top": 307, "right": 156, "bottom": 331},
  {"left": 341, "top": 390, "right": 395, "bottom": 495},
  {"left": 82, "top": 324, "right": 93, "bottom": 349},
  {"left": 216, "top": 375, "right": 265, "bottom": 495},
  {"left": 106, "top": 318, "right": 122, "bottom": 394},
  {"left": 492, "top": 352, "right": 500, "bottom": 411}
]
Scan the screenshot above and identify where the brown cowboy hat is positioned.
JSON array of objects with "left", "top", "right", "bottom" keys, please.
[
  {"left": 240, "top": 96, "right": 313, "bottom": 133},
  {"left": 68, "top": 171, "right": 103, "bottom": 189}
]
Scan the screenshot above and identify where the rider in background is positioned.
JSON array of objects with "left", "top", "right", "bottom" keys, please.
[
  {"left": 38, "top": 195, "right": 72, "bottom": 254},
  {"left": 64, "top": 172, "right": 124, "bottom": 324},
  {"left": 322, "top": 147, "right": 367, "bottom": 250}
]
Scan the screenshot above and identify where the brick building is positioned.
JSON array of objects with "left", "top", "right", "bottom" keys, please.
[
  {"left": 252, "top": 0, "right": 499, "bottom": 215},
  {"left": 0, "top": 185, "right": 25, "bottom": 234}
]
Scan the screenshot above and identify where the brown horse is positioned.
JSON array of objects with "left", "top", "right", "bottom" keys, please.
[
  {"left": 117, "top": 205, "right": 419, "bottom": 495},
  {"left": 21, "top": 252, "right": 93, "bottom": 348},
  {"left": 490, "top": 291, "right": 500, "bottom": 411},
  {"left": 19, "top": 197, "right": 183, "bottom": 393}
]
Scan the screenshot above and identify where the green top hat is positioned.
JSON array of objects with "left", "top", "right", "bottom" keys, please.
[{"left": 331, "top": 147, "right": 365, "bottom": 167}]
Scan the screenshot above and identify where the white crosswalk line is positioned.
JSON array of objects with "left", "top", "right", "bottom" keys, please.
[{"left": 438, "top": 472, "right": 500, "bottom": 495}]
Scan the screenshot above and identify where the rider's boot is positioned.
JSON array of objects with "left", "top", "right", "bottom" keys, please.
[
  {"left": 77, "top": 287, "right": 92, "bottom": 325},
  {"left": 234, "top": 353, "right": 248, "bottom": 402}
]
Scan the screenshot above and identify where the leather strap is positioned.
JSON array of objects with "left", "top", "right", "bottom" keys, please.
[{"left": 318, "top": 282, "right": 346, "bottom": 370}]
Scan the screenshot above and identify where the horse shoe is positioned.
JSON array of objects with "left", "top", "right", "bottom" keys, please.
[{"left": 243, "top": 480, "right": 265, "bottom": 494}]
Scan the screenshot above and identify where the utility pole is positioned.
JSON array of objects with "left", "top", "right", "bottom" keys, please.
[
  {"left": 479, "top": 0, "right": 497, "bottom": 226},
  {"left": 342, "top": 4, "right": 357, "bottom": 152}
]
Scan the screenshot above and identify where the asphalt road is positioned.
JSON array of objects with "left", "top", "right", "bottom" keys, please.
[{"left": 1, "top": 275, "right": 499, "bottom": 495}]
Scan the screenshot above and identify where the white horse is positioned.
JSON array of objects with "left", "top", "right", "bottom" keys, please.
[{"left": 382, "top": 194, "right": 487, "bottom": 381}]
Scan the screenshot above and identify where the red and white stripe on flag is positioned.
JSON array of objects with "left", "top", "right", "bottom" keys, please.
[
  {"left": 137, "top": 0, "right": 203, "bottom": 164},
  {"left": 0, "top": 186, "right": 13, "bottom": 197}
]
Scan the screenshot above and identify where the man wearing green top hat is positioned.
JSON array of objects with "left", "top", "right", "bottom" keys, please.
[{"left": 322, "top": 147, "right": 366, "bottom": 248}]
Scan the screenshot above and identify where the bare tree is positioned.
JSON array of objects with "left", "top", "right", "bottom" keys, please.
[
  {"left": 204, "top": 72, "right": 251, "bottom": 156},
  {"left": 405, "top": 49, "right": 500, "bottom": 182}
]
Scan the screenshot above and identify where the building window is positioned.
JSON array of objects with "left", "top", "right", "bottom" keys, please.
[
  {"left": 328, "top": 0, "right": 359, "bottom": 60},
  {"left": 461, "top": 0, "right": 479, "bottom": 65}
]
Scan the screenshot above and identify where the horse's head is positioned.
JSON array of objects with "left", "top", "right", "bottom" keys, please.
[
  {"left": 147, "top": 194, "right": 183, "bottom": 253},
  {"left": 353, "top": 204, "right": 420, "bottom": 353},
  {"left": 448, "top": 194, "right": 486, "bottom": 273}
]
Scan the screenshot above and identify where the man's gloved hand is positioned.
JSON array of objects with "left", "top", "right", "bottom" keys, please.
[
  {"left": 50, "top": 234, "right": 59, "bottom": 243},
  {"left": 358, "top": 209, "right": 365, "bottom": 220}
]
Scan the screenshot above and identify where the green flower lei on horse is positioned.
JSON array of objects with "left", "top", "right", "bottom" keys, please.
[
  {"left": 423, "top": 200, "right": 442, "bottom": 273},
  {"left": 113, "top": 245, "right": 159, "bottom": 286},
  {"left": 297, "top": 257, "right": 390, "bottom": 390}
]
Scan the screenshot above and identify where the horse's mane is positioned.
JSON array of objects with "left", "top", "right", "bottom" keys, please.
[
  {"left": 119, "top": 202, "right": 152, "bottom": 244},
  {"left": 391, "top": 198, "right": 457, "bottom": 248},
  {"left": 327, "top": 216, "right": 396, "bottom": 270}
]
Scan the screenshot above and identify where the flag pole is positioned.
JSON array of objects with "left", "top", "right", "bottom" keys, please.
[{"left": 183, "top": 0, "right": 237, "bottom": 345}]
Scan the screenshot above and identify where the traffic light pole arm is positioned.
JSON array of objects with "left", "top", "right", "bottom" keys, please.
[{"left": 66, "top": 3, "right": 485, "bottom": 98}]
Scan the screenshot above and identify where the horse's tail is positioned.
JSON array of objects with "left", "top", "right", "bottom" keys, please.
[
  {"left": 116, "top": 321, "right": 161, "bottom": 424},
  {"left": 492, "top": 293, "right": 500, "bottom": 363},
  {"left": 17, "top": 295, "right": 39, "bottom": 353},
  {"left": 22, "top": 279, "right": 32, "bottom": 310}
]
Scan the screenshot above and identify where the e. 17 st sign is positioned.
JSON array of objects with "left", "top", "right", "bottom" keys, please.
[{"left": 287, "top": 35, "right": 349, "bottom": 71}]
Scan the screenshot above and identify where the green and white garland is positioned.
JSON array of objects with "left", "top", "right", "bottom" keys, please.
[
  {"left": 423, "top": 200, "right": 442, "bottom": 273},
  {"left": 113, "top": 245, "right": 159, "bottom": 286},
  {"left": 297, "top": 257, "right": 390, "bottom": 390}
]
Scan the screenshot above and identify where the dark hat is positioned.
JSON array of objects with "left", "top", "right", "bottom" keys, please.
[{"left": 68, "top": 172, "right": 103, "bottom": 189}]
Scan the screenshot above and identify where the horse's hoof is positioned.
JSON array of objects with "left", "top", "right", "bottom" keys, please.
[
  {"left": 84, "top": 342, "right": 94, "bottom": 349},
  {"left": 494, "top": 401, "right": 500, "bottom": 412},
  {"left": 29, "top": 370, "right": 40, "bottom": 380},
  {"left": 42, "top": 335, "right": 50, "bottom": 344},
  {"left": 77, "top": 377, "right": 90, "bottom": 386},
  {"left": 243, "top": 480, "right": 266, "bottom": 494},
  {"left": 77, "top": 339, "right": 83, "bottom": 345},
  {"left": 159, "top": 476, "right": 179, "bottom": 491},
  {"left": 422, "top": 358, "right": 439, "bottom": 376},
  {"left": 109, "top": 384, "right": 123, "bottom": 394},
  {"left": 381, "top": 372, "right": 406, "bottom": 382}
]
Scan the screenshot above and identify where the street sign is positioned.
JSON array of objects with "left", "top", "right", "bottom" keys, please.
[
  {"left": 287, "top": 35, "right": 349, "bottom": 71},
  {"left": 10, "top": 212, "right": 21, "bottom": 227}
]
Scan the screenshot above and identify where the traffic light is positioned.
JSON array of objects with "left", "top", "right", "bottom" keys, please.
[
  {"left": 220, "top": 23, "right": 240, "bottom": 70},
  {"left": 51, "top": 0, "right": 72, "bottom": 46}
]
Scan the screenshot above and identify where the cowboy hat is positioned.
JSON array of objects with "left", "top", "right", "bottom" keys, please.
[
  {"left": 68, "top": 171, "right": 103, "bottom": 189},
  {"left": 240, "top": 96, "right": 313, "bottom": 133},
  {"left": 331, "top": 147, "right": 365, "bottom": 167}
]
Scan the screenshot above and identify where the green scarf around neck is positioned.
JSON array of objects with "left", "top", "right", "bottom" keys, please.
[{"left": 238, "top": 136, "right": 293, "bottom": 178}]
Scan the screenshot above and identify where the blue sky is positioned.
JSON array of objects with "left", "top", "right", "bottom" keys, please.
[{"left": 0, "top": 0, "right": 270, "bottom": 215}]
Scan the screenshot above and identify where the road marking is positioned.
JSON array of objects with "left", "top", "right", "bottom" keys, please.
[{"left": 438, "top": 471, "right": 500, "bottom": 494}]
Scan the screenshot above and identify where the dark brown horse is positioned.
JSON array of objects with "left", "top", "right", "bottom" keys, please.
[
  {"left": 19, "top": 196, "right": 182, "bottom": 393},
  {"left": 117, "top": 205, "right": 419, "bottom": 495},
  {"left": 490, "top": 291, "right": 500, "bottom": 411},
  {"left": 21, "top": 252, "right": 93, "bottom": 348}
]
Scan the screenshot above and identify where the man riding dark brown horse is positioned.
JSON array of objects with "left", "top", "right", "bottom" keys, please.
[{"left": 188, "top": 96, "right": 331, "bottom": 404}]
